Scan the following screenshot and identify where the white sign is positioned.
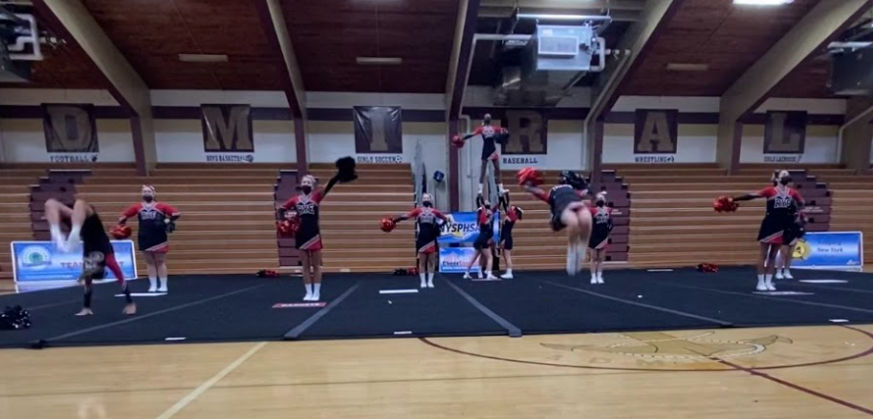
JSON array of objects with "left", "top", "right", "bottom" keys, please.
[
  {"left": 205, "top": 153, "right": 254, "bottom": 163},
  {"left": 501, "top": 155, "right": 543, "bottom": 167},
  {"left": 356, "top": 154, "right": 403, "bottom": 164},
  {"left": 764, "top": 154, "right": 802, "bottom": 164},
  {"left": 634, "top": 154, "right": 675, "bottom": 163}
]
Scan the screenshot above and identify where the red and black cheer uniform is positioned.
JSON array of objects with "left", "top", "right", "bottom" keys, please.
[
  {"left": 472, "top": 124, "right": 508, "bottom": 162},
  {"left": 80, "top": 210, "right": 124, "bottom": 282},
  {"left": 530, "top": 184, "right": 588, "bottom": 231},
  {"left": 498, "top": 195, "right": 521, "bottom": 251},
  {"left": 473, "top": 203, "right": 495, "bottom": 251},
  {"left": 395, "top": 207, "right": 448, "bottom": 254},
  {"left": 282, "top": 191, "right": 326, "bottom": 251},
  {"left": 753, "top": 185, "right": 804, "bottom": 245},
  {"left": 122, "top": 202, "right": 180, "bottom": 253},
  {"left": 588, "top": 205, "right": 614, "bottom": 250}
]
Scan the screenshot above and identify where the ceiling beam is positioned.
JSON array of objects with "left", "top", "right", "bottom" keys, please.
[
  {"left": 34, "top": 0, "right": 155, "bottom": 175},
  {"left": 256, "top": 0, "right": 308, "bottom": 176},
  {"left": 446, "top": 0, "right": 481, "bottom": 119},
  {"left": 716, "top": 0, "right": 873, "bottom": 173},
  {"left": 583, "top": 0, "right": 683, "bottom": 173}
]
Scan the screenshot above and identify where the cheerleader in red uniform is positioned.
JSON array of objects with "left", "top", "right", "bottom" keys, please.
[
  {"left": 464, "top": 197, "right": 498, "bottom": 280},
  {"left": 390, "top": 193, "right": 449, "bottom": 288},
  {"left": 498, "top": 193, "right": 522, "bottom": 279},
  {"left": 118, "top": 186, "right": 180, "bottom": 293},
  {"left": 731, "top": 170, "right": 804, "bottom": 291},
  {"left": 522, "top": 170, "right": 592, "bottom": 275},
  {"left": 588, "top": 192, "right": 613, "bottom": 285},
  {"left": 281, "top": 174, "right": 339, "bottom": 301},
  {"left": 460, "top": 114, "right": 509, "bottom": 196}
]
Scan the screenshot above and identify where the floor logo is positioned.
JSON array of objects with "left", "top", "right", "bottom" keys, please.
[{"left": 541, "top": 331, "right": 792, "bottom": 361}]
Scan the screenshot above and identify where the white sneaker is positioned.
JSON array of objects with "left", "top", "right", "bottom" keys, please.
[
  {"left": 765, "top": 281, "right": 776, "bottom": 292},
  {"left": 157, "top": 285, "right": 168, "bottom": 293},
  {"left": 148, "top": 285, "right": 157, "bottom": 293},
  {"left": 783, "top": 270, "right": 793, "bottom": 280},
  {"left": 590, "top": 275, "right": 598, "bottom": 284},
  {"left": 427, "top": 281, "right": 434, "bottom": 288},
  {"left": 486, "top": 274, "right": 499, "bottom": 280},
  {"left": 596, "top": 274, "right": 604, "bottom": 284},
  {"left": 420, "top": 281, "right": 427, "bottom": 289},
  {"left": 500, "top": 272, "right": 513, "bottom": 279},
  {"left": 477, "top": 271, "right": 484, "bottom": 279},
  {"left": 756, "top": 281, "right": 767, "bottom": 292},
  {"left": 463, "top": 273, "right": 472, "bottom": 279},
  {"left": 303, "top": 293, "right": 314, "bottom": 301},
  {"left": 775, "top": 271, "right": 784, "bottom": 280},
  {"left": 312, "top": 293, "right": 320, "bottom": 301}
]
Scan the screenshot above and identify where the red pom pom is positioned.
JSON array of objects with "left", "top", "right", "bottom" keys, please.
[
  {"left": 451, "top": 135, "right": 464, "bottom": 149},
  {"left": 713, "top": 196, "right": 738, "bottom": 213},
  {"left": 276, "top": 219, "right": 299, "bottom": 238},
  {"left": 110, "top": 225, "right": 132, "bottom": 240},
  {"left": 380, "top": 218, "right": 396, "bottom": 233},
  {"left": 516, "top": 167, "right": 542, "bottom": 186}
]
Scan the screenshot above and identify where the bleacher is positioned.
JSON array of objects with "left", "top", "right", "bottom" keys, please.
[
  {"left": 308, "top": 163, "right": 415, "bottom": 273},
  {"left": 0, "top": 166, "right": 42, "bottom": 280}
]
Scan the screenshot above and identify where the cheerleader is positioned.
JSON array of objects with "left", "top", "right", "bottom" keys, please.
[
  {"left": 118, "top": 186, "right": 180, "bottom": 293},
  {"left": 45, "top": 198, "right": 135, "bottom": 316},
  {"left": 281, "top": 174, "right": 339, "bottom": 301},
  {"left": 732, "top": 170, "right": 804, "bottom": 291},
  {"left": 522, "top": 170, "right": 592, "bottom": 275},
  {"left": 464, "top": 197, "right": 498, "bottom": 280},
  {"left": 498, "top": 193, "right": 523, "bottom": 279},
  {"left": 390, "top": 193, "right": 448, "bottom": 288},
  {"left": 460, "top": 114, "right": 509, "bottom": 196},
  {"left": 588, "top": 192, "right": 613, "bottom": 284},
  {"left": 777, "top": 211, "right": 806, "bottom": 280}
]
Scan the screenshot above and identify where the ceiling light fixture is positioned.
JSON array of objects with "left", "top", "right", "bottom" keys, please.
[
  {"left": 666, "top": 63, "right": 709, "bottom": 72},
  {"left": 356, "top": 57, "right": 402, "bottom": 65},
  {"left": 733, "top": 0, "right": 794, "bottom": 6},
  {"left": 178, "top": 54, "right": 228, "bottom": 63}
]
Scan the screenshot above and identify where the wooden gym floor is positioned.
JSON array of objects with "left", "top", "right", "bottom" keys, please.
[{"left": 1, "top": 324, "right": 872, "bottom": 419}]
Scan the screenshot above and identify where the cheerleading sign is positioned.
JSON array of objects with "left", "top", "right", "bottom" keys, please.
[{"left": 437, "top": 211, "right": 499, "bottom": 273}]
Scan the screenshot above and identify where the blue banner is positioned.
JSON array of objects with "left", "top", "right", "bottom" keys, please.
[
  {"left": 11, "top": 241, "right": 138, "bottom": 283},
  {"left": 439, "top": 247, "right": 481, "bottom": 273},
  {"left": 438, "top": 211, "right": 500, "bottom": 244},
  {"left": 790, "top": 232, "right": 863, "bottom": 271}
]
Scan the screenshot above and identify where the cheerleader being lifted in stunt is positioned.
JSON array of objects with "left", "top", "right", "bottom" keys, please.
[
  {"left": 588, "top": 192, "right": 613, "bottom": 285},
  {"left": 387, "top": 193, "right": 449, "bottom": 288},
  {"left": 730, "top": 170, "right": 804, "bottom": 291},
  {"left": 456, "top": 114, "right": 509, "bottom": 196},
  {"left": 520, "top": 169, "right": 593, "bottom": 275},
  {"left": 498, "top": 192, "right": 523, "bottom": 279},
  {"left": 464, "top": 196, "right": 498, "bottom": 280},
  {"left": 118, "top": 186, "right": 180, "bottom": 293}
]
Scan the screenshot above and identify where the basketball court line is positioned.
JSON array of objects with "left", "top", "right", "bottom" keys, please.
[
  {"left": 283, "top": 283, "right": 360, "bottom": 339},
  {"left": 657, "top": 281, "right": 873, "bottom": 315},
  {"left": 792, "top": 282, "right": 873, "bottom": 295},
  {"left": 536, "top": 279, "right": 734, "bottom": 327},
  {"left": 153, "top": 341, "right": 268, "bottom": 419},
  {"left": 41, "top": 282, "right": 272, "bottom": 345},
  {"left": 445, "top": 278, "right": 522, "bottom": 337}
]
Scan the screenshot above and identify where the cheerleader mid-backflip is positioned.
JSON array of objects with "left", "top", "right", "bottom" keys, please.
[
  {"left": 46, "top": 198, "right": 136, "bottom": 316},
  {"left": 498, "top": 192, "right": 522, "bottom": 279},
  {"left": 464, "top": 196, "right": 498, "bottom": 280},
  {"left": 118, "top": 185, "right": 180, "bottom": 293},
  {"left": 520, "top": 169, "right": 593, "bottom": 275},
  {"left": 588, "top": 192, "right": 613, "bottom": 284},
  {"left": 730, "top": 170, "right": 804, "bottom": 291},
  {"left": 387, "top": 193, "right": 449, "bottom": 288}
]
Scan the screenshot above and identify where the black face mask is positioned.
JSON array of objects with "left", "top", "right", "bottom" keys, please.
[
  {"left": 484, "top": 205, "right": 491, "bottom": 210},
  {"left": 422, "top": 201, "right": 433, "bottom": 207},
  {"left": 780, "top": 178, "right": 790, "bottom": 186},
  {"left": 301, "top": 186, "right": 312, "bottom": 194},
  {"left": 483, "top": 118, "right": 492, "bottom": 125},
  {"left": 143, "top": 196, "right": 154, "bottom": 203},
  {"left": 596, "top": 201, "right": 605, "bottom": 207}
]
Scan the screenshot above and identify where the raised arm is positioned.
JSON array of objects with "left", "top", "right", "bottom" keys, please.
[
  {"left": 524, "top": 184, "right": 550, "bottom": 203},
  {"left": 319, "top": 176, "right": 341, "bottom": 200}
]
